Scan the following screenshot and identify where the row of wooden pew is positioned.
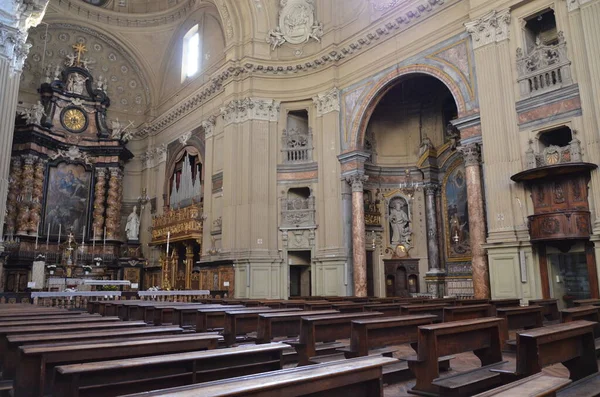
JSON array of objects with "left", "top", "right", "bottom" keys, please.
[{"left": 4, "top": 296, "right": 600, "bottom": 396}]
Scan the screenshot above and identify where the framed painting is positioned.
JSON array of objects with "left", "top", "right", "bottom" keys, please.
[
  {"left": 443, "top": 159, "right": 472, "bottom": 261},
  {"left": 43, "top": 162, "right": 93, "bottom": 237}
]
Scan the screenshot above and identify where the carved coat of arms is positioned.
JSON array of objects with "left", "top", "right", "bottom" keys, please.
[{"left": 267, "top": 0, "right": 324, "bottom": 50}]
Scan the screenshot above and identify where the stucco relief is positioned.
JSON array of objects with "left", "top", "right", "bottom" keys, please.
[{"left": 266, "top": 0, "right": 323, "bottom": 50}]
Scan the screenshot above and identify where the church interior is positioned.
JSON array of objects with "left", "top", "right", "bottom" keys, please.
[{"left": 2, "top": 0, "right": 600, "bottom": 395}]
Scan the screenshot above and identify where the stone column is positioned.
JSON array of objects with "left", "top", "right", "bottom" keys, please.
[
  {"left": 459, "top": 143, "right": 490, "bottom": 299},
  {"left": 28, "top": 157, "right": 45, "bottom": 235},
  {"left": 5, "top": 157, "right": 22, "bottom": 237},
  {"left": 0, "top": 0, "right": 49, "bottom": 249},
  {"left": 16, "top": 155, "right": 35, "bottom": 235},
  {"left": 424, "top": 183, "right": 445, "bottom": 297},
  {"left": 105, "top": 168, "right": 122, "bottom": 240},
  {"left": 92, "top": 168, "right": 107, "bottom": 240},
  {"left": 346, "top": 173, "right": 368, "bottom": 297}
]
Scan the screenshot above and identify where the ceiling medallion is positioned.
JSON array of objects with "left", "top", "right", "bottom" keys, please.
[{"left": 266, "top": 0, "right": 324, "bottom": 50}]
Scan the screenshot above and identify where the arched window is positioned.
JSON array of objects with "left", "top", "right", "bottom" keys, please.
[{"left": 182, "top": 24, "right": 201, "bottom": 81}]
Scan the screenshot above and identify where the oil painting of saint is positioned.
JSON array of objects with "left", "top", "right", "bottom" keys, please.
[
  {"left": 444, "top": 162, "right": 471, "bottom": 259},
  {"left": 43, "top": 162, "right": 92, "bottom": 236}
]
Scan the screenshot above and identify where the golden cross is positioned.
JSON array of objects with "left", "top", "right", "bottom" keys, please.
[{"left": 72, "top": 43, "right": 87, "bottom": 65}]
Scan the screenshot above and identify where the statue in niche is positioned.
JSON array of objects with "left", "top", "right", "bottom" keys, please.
[
  {"left": 418, "top": 135, "right": 434, "bottom": 157},
  {"left": 446, "top": 123, "right": 460, "bottom": 150},
  {"left": 125, "top": 205, "right": 140, "bottom": 241},
  {"left": 389, "top": 197, "right": 411, "bottom": 247},
  {"left": 66, "top": 73, "right": 88, "bottom": 95}
]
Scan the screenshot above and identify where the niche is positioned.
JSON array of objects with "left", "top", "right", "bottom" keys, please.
[{"left": 523, "top": 9, "right": 558, "bottom": 51}]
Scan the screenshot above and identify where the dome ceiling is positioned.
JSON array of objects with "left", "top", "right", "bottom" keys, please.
[{"left": 20, "top": 24, "right": 150, "bottom": 128}]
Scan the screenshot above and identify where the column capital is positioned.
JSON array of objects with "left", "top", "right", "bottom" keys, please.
[
  {"left": 423, "top": 183, "right": 440, "bottom": 196},
  {"left": 312, "top": 87, "right": 340, "bottom": 117},
  {"left": 201, "top": 115, "right": 217, "bottom": 138},
  {"left": 220, "top": 97, "right": 280, "bottom": 126},
  {"left": 465, "top": 9, "right": 511, "bottom": 49},
  {"left": 346, "top": 173, "right": 368, "bottom": 192},
  {"left": 458, "top": 143, "right": 482, "bottom": 166}
]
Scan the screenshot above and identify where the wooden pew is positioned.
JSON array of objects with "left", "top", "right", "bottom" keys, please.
[
  {"left": 304, "top": 301, "right": 334, "bottom": 310},
  {"left": 405, "top": 317, "right": 506, "bottom": 396},
  {"left": 174, "top": 304, "right": 240, "bottom": 328},
  {"left": 490, "top": 298, "right": 521, "bottom": 309},
  {"left": 0, "top": 315, "right": 119, "bottom": 327},
  {"left": 121, "top": 356, "right": 397, "bottom": 397},
  {"left": 2, "top": 325, "right": 183, "bottom": 378},
  {"left": 256, "top": 310, "right": 338, "bottom": 344},
  {"left": 291, "top": 311, "right": 383, "bottom": 365},
  {"left": 443, "top": 304, "right": 496, "bottom": 322},
  {"left": 195, "top": 306, "right": 268, "bottom": 332},
  {"left": 0, "top": 314, "right": 94, "bottom": 323},
  {"left": 363, "top": 303, "right": 403, "bottom": 316},
  {"left": 400, "top": 303, "right": 449, "bottom": 322},
  {"left": 222, "top": 308, "right": 302, "bottom": 346},
  {"left": 455, "top": 299, "right": 490, "bottom": 306},
  {"left": 496, "top": 305, "right": 544, "bottom": 349},
  {"left": 14, "top": 333, "right": 220, "bottom": 397},
  {"left": 330, "top": 302, "right": 365, "bottom": 313},
  {"left": 473, "top": 373, "right": 571, "bottom": 397},
  {"left": 562, "top": 306, "right": 600, "bottom": 343},
  {"left": 52, "top": 343, "right": 290, "bottom": 397},
  {"left": 557, "top": 373, "right": 600, "bottom": 397},
  {"left": 0, "top": 308, "right": 81, "bottom": 317},
  {"left": 573, "top": 299, "right": 600, "bottom": 307},
  {"left": 528, "top": 299, "right": 561, "bottom": 323},
  {"left": 491, "top": 321, "right": 598, "bottom": 383},
  {"left": 341, "top": 314, "right": 437, "bottom": 358}
]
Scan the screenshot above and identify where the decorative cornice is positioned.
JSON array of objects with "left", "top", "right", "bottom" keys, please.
[
  {"left": 140, "top": 144, "right": 167, "bottom": 169},
  {"left": 131, "top": 0, "right": 454, "bottom": 139},
  {"left": 0, "top": 0, "right": 49, "bottom": 75},
  {"left": 220, "top": 97, "right": 280, "bottom": 126},
  {"left": 48, "top": 0, "right": 197, "bottom": 28},
  {"left": 312, "top": 87, "right": 340, "bottom": 116},
  {"left": 465, "top": 9, "right": 511, "bottom": 49}
]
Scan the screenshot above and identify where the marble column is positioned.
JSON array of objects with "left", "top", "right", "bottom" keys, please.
[
  {"left": 459, "top": 143, "right": 490, "bottom": 299},
  {"left": 28, "top": 157, "right": 45, "bottom": 235},
  {"left": 105, "top": 168, "right": 121, "bottom": 240},
  {"left": 0, "top": 0, "right": 49, "bottom": 249},
  {"left": 5, "top": 157, "right": 22, "bottom": 237},
  {"left": 16, "top": 155, "right": 34, "bottom": 235},
  {"left": 92, "top": 168, "right": 107, "bottom": 240},
  {"left": 424, "top": 183, "right": 445, "bottom": 297},
  {"left": 346, "top": 173, "right": 368, "bottom": 297}
]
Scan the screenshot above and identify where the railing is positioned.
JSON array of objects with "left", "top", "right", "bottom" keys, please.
[
  {"left": 281, "top": 127, "right": 313, "bottom": 164},
  {"left": 525, "top": 136, "right": 582, "bottom": 170},
  {"left": 516, "top": 32, "right": 572, "bottom": 98},
  {"left": 138, "top": 290, "right": 210, "bottom": 302},
  {"left": 281, "top": 196, "right": 316, "bottom": 228}
]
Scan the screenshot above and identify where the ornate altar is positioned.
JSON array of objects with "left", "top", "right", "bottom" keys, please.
[
  {"left": 3, "top": 43, "right": 133, "bottom": 292},
  {"left": 150, "top": 204, "right": 203, "bottom": 290}
]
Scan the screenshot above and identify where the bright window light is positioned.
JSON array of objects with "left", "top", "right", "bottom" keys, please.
[{"left": 182, "top": 25, "right": 201, "bottom": 81}]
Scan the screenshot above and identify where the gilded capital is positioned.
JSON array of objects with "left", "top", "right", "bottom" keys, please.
[
  {"left": 346, "top": 173, "right": 368, "bottom": 192},
  {"left": 465, "top": 9, "right": 511, "bottom": 49},
  {"left": 458, "top": 143, "right": 482, "bottom": 166}
]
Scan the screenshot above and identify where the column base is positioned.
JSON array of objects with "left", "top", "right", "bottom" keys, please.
[{"left": 425, "top": 270, "right": 446, "bottom": 298}]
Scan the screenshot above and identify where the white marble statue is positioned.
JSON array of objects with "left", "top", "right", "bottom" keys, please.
[
  {"left": 22, "top": 101, "right": 46, "bottom": 125},
  {"left": 66, "top": 73, "right": 88, "bottom": 95},
  {"left": 125, "top": 205, "right": 140, "bottom": 240},
  {"left": 389, "top": 198, "right": 411, "bottom": 246}
]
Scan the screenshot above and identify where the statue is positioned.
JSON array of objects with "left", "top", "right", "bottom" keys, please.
[
  {"left": 418, "top": 135, "right": 434, "bottom": 157},
  {"left": 389, "top": 198, "right": 411, "bottom": 246},
  {"left": 125, "top": 205, "right": 140, "bottom": 241},
  {"left": 54, "top": 65, "right": 61, "bottom": 81},
  {"left": 96, "top": 75, "right": 106, "bottom": 92},
  {"left": 43, "top": 63, "right": 53, "bottom": 83},
  {"left": 266, "top": 28, "right": 286, "bottom": 51},
  {"left": 65, "top": 53, "right": 76, "bottom": 67},
  {"left": 21, "top": 101, "right": 46, "bottom": 125},
  {"left": 66, "top": 73, "right": 88, "bottom": 95}
]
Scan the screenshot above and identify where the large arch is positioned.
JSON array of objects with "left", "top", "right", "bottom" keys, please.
[{"left": 349, "top": 64, "right": 469, "bottom": 151}]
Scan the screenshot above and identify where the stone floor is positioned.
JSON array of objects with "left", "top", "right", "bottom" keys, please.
[{"left": 383, "top": 344, "right": 570, "bottom": 397}]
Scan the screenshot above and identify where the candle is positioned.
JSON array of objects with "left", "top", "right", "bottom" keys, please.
[
  {"left": 46, "top": 224, "right": 50, "bottom": 251},
  {"left": 166, "top": 231, "right": 170, "bottom": 255},
  {"left": 82, "top": 226, "right": 86, "bottom": 244},
  {"left": 103, "top": 227, "right": 106, "bottom": 254},
  {"left": 92, "top": 228, "right": 96, "bottom": 252},
  {"left": 35, "top": 221, "right": 40, "bottom": 250},
  {"left": 58, "top": 224, "right": 61, "bottom": 243}
]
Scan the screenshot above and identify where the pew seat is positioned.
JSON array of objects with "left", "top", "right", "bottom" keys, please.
[
  {"left": 431, "top": 362, "right": 507, "bottom": 397},
  {"left": 473, "top": 373, "right": 571, "bottom": 397},
  {"left": 121, "top": 356, "right": 397, "bottom": 397},
  {"left": 557, "top": 373, "right": 600, "bottom": 397}
]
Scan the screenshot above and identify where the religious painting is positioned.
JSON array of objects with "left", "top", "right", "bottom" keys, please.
[
  {"left": 43, "top": 162, "right": 92, "bottom": 237},
  {"left": 443, "top": 160, "right": 471, "bottom": 261}
]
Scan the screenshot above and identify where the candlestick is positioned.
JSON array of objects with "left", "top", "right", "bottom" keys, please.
[
  {"left": 46, "top": 224, "right": 50, "bottom": 251},
  {"left": 58, "top": 224, "right": 61, "bottom": 243},
  {"left": 103, "top": 226, "right": 106, "bottom": 254},
  {"left": 35, "top": 221, "right": 40, "bottom": 250},
  {"left": 166, "top": 231, "right": 170, "bottom": 255},
  {"left": 82, "top": 226, "right": 86, "bottom": 244},
  {"left": 92, "top": 228, "right": 96, "bottom": 252}
]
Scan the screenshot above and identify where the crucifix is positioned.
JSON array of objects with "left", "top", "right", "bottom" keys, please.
[{"left": 72, "top": 43, "right": 88, "bottom": 67}]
